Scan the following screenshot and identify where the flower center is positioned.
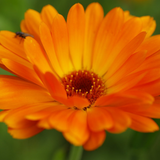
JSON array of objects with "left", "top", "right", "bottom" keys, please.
[{"left": 61, "top": 70, "right": 106, "bottom": 104}]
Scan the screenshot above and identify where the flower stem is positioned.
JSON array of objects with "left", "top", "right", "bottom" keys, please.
[{"left": 68, "top": 145, "right": 83, "bottom": 160}]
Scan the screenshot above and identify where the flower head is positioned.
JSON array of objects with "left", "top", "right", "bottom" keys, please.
[{"left": 0, "top": 3, "right": 160, "bottom": 150}]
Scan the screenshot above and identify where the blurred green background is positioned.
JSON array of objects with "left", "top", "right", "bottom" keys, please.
[{"left": 1, "top": 0, "right": 160, "bottom": 159}]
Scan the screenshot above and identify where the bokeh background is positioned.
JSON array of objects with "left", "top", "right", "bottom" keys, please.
[{"left": 0, "top": 0, "right": 160, "bottom": 159}]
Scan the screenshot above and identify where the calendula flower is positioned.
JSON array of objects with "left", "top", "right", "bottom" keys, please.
[{"left": 0, "top": 3, "right": 160, "bottom": 151}]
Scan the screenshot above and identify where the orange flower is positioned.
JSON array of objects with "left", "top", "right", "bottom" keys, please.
[{"left": 0, "top": 3, "right": 160, "bottom": 151}]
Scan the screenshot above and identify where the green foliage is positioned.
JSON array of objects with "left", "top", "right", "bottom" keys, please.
[{"left": 0, "top": 0, "right": 160, "bottom": 159}]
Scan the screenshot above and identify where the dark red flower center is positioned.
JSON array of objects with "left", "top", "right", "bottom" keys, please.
[{"left": 61, "top": 70, "right": 106, "bottom": 103}]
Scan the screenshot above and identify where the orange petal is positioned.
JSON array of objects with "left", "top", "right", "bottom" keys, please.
[
  {"left": 8, "top": 124, "right": 43, "bottom": 139},
  {"left": 106, "top": 108, "right": 131, "bottom": 133},
  {"left": 51, "top": 14, "right": 71, "bottom": 74},
  {"left": 120, "top": 17, "right": 142, "bottom": 44},
  {"left": 41, "top": 5, "right": 58, "bottom": 29},
  {"left": 24, "top": 9, "right": 42, "bottom": 41},
  {"left": 135, "top": 97, "right": 160, "bottom": 118},
  {"left": 83, "top": 3, "right": 104, "bottom": 70},
  {"left": 133, "top": 50, "right": 160, "bottom": 73},
  {"left": 137, "top": 68, "right": 160, "bottom": 85},
  {"left": 37, "top": 118, "right": 52, "bottom": 129},
  {"left": 128, "top": 113, "right": 159, "bottom": 132},
  {"left": 0, "top": 75, "right": 53, "bottom": 109},
  {"left": 67, "top": 3, "right": 85, "bottom": 70},
  {"left": 107, "top": 50, "right": 146, "bottom": 87},
  {"left": 26, "top": 103, "right": 64, "bottom": 121},
  {"left": 20, "top": 20, "right": 29, "bottom": 33},
  {"left": 63, "top": 110, "right": 89, "bottom": 145},
  {"left": 95, "top": 91, "right": 154, "bottom": 107},
  {"left": 2, "top": 58, "right": 43, "bottom": 87},
  {"left": 24, "top": 37, "right": 54, "bottom": 76},
  {"left": 3, "top": 102, "right": 58, "bottom": 128},
  {"left": 135, "top": 78, "right": 160, "bottom": 96},
  {"left": 107, "top": 71, "right": 146, "bottom": 94},
  {"left": 5, "top": 117, "right": 35, "bottom": 129},
  {"left": 49, "top": 108, "right": 75, "bottom": 132},
  {"left": 140, "top": 16, "right": 156, "bottom": 38},
  {"left": 83, "top": 130, "right": 106, "bottom": 151},
  {"left": 98, "top": 17, "right": 142, "bottom": 77},
  {"left": 124, "top": 10, "right": 132, "bottom": 21},
  {"left": 0, "top": 64, "right": 13, "bottom": 73},
  {"left": 0, "top": 110, "right": 10, "bottom": 122},
  {"left": 43, "top": 72, "right": 67, "bottom": 100},
  {"left": 0, "top": 45, "right": 31, "bottom": 67},
  {"left": 137, "top": 35, "right": 160, "bottom": 57},
  {"left": 122, "top": 101, "right": 160, "bottom": 119},
  {"left": 117, "top": 103, "right": 151, "bottom": 114},
  {"left": 87, "top": 107, "right": 113, "bottom": 131},
  {"left": 64, "top": 95, "right": 90, "bottom": 109},
  {"left": 39, "top": 22, "right": 64, "bottom": 77},
  {"left": 104, "top": 31, "right": 146, "bottom": 79},
  {"left": 92, "top": 7, "right": 124, "bottom": 73}
]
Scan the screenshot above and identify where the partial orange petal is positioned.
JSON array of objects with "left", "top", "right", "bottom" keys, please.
[
  {"left": 106, "top": 108, "right": 131, "bottom": 133},
  {"left": 135, "top": 78, "right": 160, "bottom": 96},
  {"left": 24, "top": 37, "right": 54, "bottom": 77},
  {"left": 124, "top": 10, "right": 132, "bottom": 21},
  {"left": 118, "top": 103, "right": 151, "bottom": 113},
  {"left": 41, "top": 5, "right": 58, "bottom": 29},
  {"left": 0, "top": 75, "right": 53, "bottom": 109},
  {"left": 24, "top": 9, "right": 42, "bottom": 41},
  {"left": 128, "top": 113, "right": 159, "bottom": 132},
  {"left": 43, "top": 72, "right": 67, "bottom": 100},
  {"left": 8, "top": 124, "right": 43, "bottom": 139},
  {"left": 95, "top": 90, "right": 154, "bottom": 107},
  {"left": 0, "top": 63, "right": 13, "bottom": 74},
  {"left": 137, "top": 35, "right": 160, "bottom": 57},
  {"left": 92, "top": 7, "right": 124, "bottom": 73},
  {"left": 140, "top": 16, "right": 156, "bottom": 38},
  {"left": 0, "top": 110, "right": 10, "bottom": 122},
  {"left": 83, "top": 130, "right": 106, "bottom": 151},
  {"left": 0, "top": 45, "right": 31, "bottom": 67},
  {"left": 39, "top": 22, "right": 64, "bottom": 77},
  {"left": 49, "top": 108, "right": 75, "bottom": 132},
  {"left": 137, "top": 68, "right": 160, "bottom": 85},
  {"left": 124, "top": 14, "right": 155, "bottom": 38},
  {"left": 0, "top": 31, "right": 27, "bottom": 59},
  {"left": 122, "top": 97, "right": 160, "bottom": 118},
  {"left": 87, "top": 107, "right": 113, "bottom": 131},
  {"left": 107, "top": 50, "right": 146, "bottom": 87},
  {"left": 20, "top": 20, "right": 29, "bottom": 33},
  {"left": 98, "top": 18, "right": 143, "bottom": 77},
  {"left": 83, "top": 3, "right": 104, "bottom": 70},
  {"left": 64, "top": 95, "right": 90, "bottom": 109},
  {"left": 119, "top": 17, "right": 142, "bottom": 44},
  {"left": 133, "top": 50, "right": 160, "bottom": 73},
  {"left": 26, "top": 103, "right": 64, "bottom": 121},
  {"left": 51, "top": 14, "right": 71, "bottom": 74},
  {"left": 63, "top": 110, "right": 89, "bottom": 145},
  {"left": 3, "top": 102, "right": 58, "bottom": 128},
  {"left": 2, "top": 58, "right": 43, "bottom": 87},
  {"left": 37, "top": 118, "right": 52, "bottom": 129},
  {"left": 67, "top": 3, "right": 85, "bottom": 70},
  {"left": 135, "top": 97, "right": 160, "bottom": 118},
  {"left": 104, "top": 31, "right": 146, "bottom": 79},
  {"left": 107, "top": 71, "right": 146, "bottom": 94},
  {"left": 5, "top": 116, "right": 35, "bottom": 129}
]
